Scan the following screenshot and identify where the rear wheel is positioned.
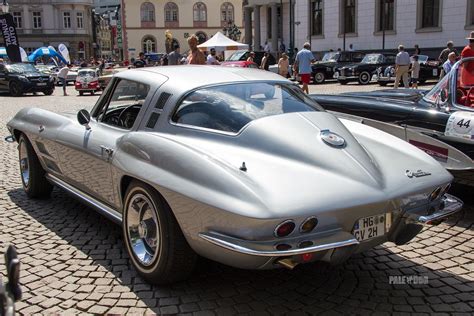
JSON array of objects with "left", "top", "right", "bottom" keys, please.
[
  {"left": 18, "top": 134, "right": 53, "bottom": 198},
  {"left": 9, "top": 81, "right": 23, "bottom": 97},
  {"left": 358, "top": 71, "right": 371, "bottom": 85},
  {"left": 122, "top": 181, "right": 197, "bottom": 284},
  {"left": 313, "top": 71, "right": 326, "bottom": 84}
]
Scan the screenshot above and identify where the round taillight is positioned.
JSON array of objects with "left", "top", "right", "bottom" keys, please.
[
  {"left": 429, "top": 187, "right": 442, "bottom": 201},
  {"left": 274, "top": 220, "right": 295, "bottom": 238},
  {"left": 300, "top": 217, "right": 318, "bottom": 233}
]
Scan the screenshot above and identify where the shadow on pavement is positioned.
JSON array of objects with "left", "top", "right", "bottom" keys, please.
[{"left": 5, "top": 187, "right": 474, "bottom": 314}]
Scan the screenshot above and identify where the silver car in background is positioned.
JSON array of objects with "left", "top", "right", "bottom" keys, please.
[{"left": 6, "top": 66, "right": 463, "bottom": 284}]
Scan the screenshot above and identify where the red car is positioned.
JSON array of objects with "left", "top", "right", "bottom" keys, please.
[
  {"left": 75, "top": 68, "right": 100, "bottom": 95},
  {"left": 221, "top": 61, "right": 259, "bottom": 69}
]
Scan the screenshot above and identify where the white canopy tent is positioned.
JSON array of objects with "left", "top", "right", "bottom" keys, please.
[{"left": 197, "top": 32, "right": 248, "bottom": 52}]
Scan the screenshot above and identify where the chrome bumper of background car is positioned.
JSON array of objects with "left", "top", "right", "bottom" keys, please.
[
  {"left": 377, "top": 76, "right": 394, "bottom": 82},
  {"left": 414, "top": 193, "right": 463, "bottom": 224},
  {"left": 198, "top": 230, "right": 359, "bottom": 257},
  {"left": 338, "top": 75, "right": 357, "bottom": 80}
]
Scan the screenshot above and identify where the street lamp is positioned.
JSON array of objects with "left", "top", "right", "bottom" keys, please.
[{"left": 1, "top": 0, "right": 9, "bottom": 14}]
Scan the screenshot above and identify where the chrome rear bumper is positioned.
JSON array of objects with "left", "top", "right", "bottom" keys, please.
[
  {"left": 415, "top": 193, "right": 463, "bottom": 224},
  {"left": 199, "top": 230, "right": 359, "bottom": 257}
]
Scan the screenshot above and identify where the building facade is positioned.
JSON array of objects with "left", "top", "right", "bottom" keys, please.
[
  {"left": 121, "top": 0, "right": 244, "bottom": 60},
  {"left": 7, "top": 0, "right": 94, "bottom": 60},
  {"left": 245, "top": 0, "right": 474, "bottom": 56}
]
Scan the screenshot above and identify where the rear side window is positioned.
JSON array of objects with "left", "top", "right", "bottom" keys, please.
[
  {"left": 172, "top": 83, "right": 323, "bottom": 134},
  {"left": 352, "top": 53, "right": 365, "bottom": 62}
]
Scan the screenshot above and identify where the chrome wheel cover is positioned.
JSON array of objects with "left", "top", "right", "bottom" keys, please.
[
  {"left": 126, "top": 193, "right": 160, "bottom": 266},
  {"left": 19, "top": 141, "right": 30, "bottom": 187},
  {"left": 315, "top": 73, "right": 324, "bottom": 82}
]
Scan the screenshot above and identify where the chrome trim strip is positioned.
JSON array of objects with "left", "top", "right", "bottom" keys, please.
[
  {"left": 46, "top": 174, "right": 122, "bottom": 224},
  {"left": 417, "top": 193, "right": 463, "bottom": 224},
  {"left": 198, "top": 232, "right": 359, "bottom": 257}
]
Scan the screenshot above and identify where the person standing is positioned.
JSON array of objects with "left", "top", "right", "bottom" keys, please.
[
  {"left": 187, "top": 34, "right": 206, "bottom": 65},
  {"left": 410, "top": 55, "right": 420, "bottom": 89},
  {"left": 438, "top": 41, "right": 458, "bottom": 78},
  {"left": 278, "top": 53, "right": 290, "bottom": 78},
  {"left": 414, "top": 44, "right": 421, "bottom": 55},
  {"left": 206, "top": 48, "right": 220, "bottom": 65},
  {"left": 443, "top": 52, "right": 457, "bottom": 75},
  {"left": 349, "top": 44, "right": 354, "bottom": 51},
  {"left": 460, "top": 32, "right": 474, "bottom": 86},
  {"left": 168, "top": 44, "right": 180, "bottom": 65},
  {"left": 295, "top": 42, "right": 315, "bottom": 94},
  {"left": 57, "top": 64, "right": 72, "bottom": 96},
  {"left": 260, "top": 52, "right": 270, "bottom": 70},
  {"left": 394, "top": 45, "right": 410, "bottom": 89}
]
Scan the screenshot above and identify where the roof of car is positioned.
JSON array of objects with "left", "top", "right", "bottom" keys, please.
[{"left": 116, "top": 65, "right": 288, "bottom": 92}]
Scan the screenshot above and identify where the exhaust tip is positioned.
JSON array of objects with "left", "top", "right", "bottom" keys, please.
[{"left": 276, "top": 258, "right": 299, "bottom": 270}]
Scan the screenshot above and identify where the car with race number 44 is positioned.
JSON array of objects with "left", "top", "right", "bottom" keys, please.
[
  {"left": 311, "top": 58, "right": 474, "bottom": 185},
  {"left": 0, "top": 63, "right": 55, "bottom": 97},
  {"left": 6, "top": 66, "right": 463, "bottom": 284},
  {"left": 337, "top": 53, "right": 397, "bottom": 85},
  {"left": 311, "top": 51, "right": 366, "bottom": 84}
]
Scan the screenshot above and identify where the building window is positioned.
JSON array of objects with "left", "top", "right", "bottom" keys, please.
[
  {"left": 165, "top": 2, "right": 178, "bottom": 22},
  {"left": 193, "top": 2, "right": 207, "bottom": 22},
  {"left": 32, "top": 11, "right": 42, "bottom": 29},
  {"left": 221, "top": 2, "right": 234, "bottom": 26},
  {"left": 341, "top": 0, "right": 357, "bottom": 34},
  {"left": 143, "top": 36, "right": 156, "bottom": 53},
  {"left": 63, "top": 12, "right": 71, "bottom": 29},
  {"left": 421, "top": 0, "right": 440, "bottom": 28},
  {"left": 467, "top": 0, "right": 474, "bottom": 28},
  {"left": 141, "top": 2, "right": 155, "bottom": 22},
  {"left": 311, "top": 0, "right": 323, "bottom": 36},
  {"left": 376, "top": 0, "right": 395, "bottom": 32},
  {"left": 77, "top": 12, "right": 84, "bottom": 29},
  {"left": 13, "top": 12, "right": 22, "bottom": 29}
]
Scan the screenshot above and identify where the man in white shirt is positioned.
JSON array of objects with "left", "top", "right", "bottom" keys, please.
[
  {"left": 57, "top": 64, "right": 72, "bottom": 96},
  {"left": 394, "top": 45, "right": 410, "bottom": 89},
  {"left": 206, "top": 48, "right": 220, "bottom": 65}
]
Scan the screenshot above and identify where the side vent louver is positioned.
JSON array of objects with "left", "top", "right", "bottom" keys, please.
[
  {"left": 146, "top": 112, "right": 160, "bottom": 129},
  {"left": 156, "top": 92, "right": 171, "bottom": 109}
]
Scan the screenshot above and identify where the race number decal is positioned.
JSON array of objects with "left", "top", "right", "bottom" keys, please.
[{"left": 445, "top": 111, "right": 474, "bottom": 141}]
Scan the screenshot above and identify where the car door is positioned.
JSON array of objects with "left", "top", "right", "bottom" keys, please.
[{"left": 55, "top": 78, "right": 153, "bottom": 206}]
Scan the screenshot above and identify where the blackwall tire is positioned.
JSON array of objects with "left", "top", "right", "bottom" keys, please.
[
  {"left": 313, "top": 71, "right": 326, "bottom": 84},
  {"left": 122, "top": 180, "right": 197, "bottom": 284},
  {"left": 358, "top": 72, "right": 371, "bottom": 85},
  {"left": 18, "top": 134, "right": 53, "bottom": 199}
]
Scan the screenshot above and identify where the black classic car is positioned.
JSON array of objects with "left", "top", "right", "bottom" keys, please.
[
  {"left": 336, "top": 53, "right": 397, "bottom": 85},
  {"left": 311, "top": 58, "right": 474, "bottom": 184},
  {"left": 0, "top": 63, "right": 55, "bottom": 97},
  {"left": 376, "top": 55, "right": 441, "bottom": 86},
  {"left": 311, "top": 51, "right": 365, "bottom": 84}
]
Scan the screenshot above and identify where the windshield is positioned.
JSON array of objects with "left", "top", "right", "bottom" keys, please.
[
  {"left": 6, "top": 64, "right": 38, "bottom": 74},
  {"left": 413, "top": 55, "right": 429, "bottom": 64},
  {"left": 423, "top": 72, "right": 449, "bottom": 104},
  {"left": 322, "top": 52, "right": 339, "bottom": 62},
  {"left": 172, "top": 83, "right": 323, "bottom": 133},
  {"left": 78, "top": 71, "right": 96, "bottom": 77},
  {"left": 362, "top": 54, "right": 383, "bottom": 64},
  {"left": 227, "top": 51, "right": 247, "bottom": 61}
]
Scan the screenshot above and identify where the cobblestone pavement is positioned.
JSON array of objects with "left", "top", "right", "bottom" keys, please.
[{"left": 1, "top": 82, "right": 474, "bottom": 315}]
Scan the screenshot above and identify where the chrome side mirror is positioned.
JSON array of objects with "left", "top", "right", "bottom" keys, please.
[{"left": 77, "top": 109, "right": 91, "bottom": 130}]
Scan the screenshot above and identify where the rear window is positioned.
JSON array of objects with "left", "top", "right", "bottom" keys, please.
[{"left": 172, "top": 83, "right": 323, "bottom": 134}]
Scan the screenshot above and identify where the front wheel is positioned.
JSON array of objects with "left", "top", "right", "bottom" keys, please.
[
  {"left": 43, "top": 89, "right": 54, "bottom": 96},
  {"left": 9, "top": 81, "right": 23, "bottom": 97},
  {"left": 122, "top": 181, "right": 197, "bottom": 284},
  {"left": 18, "top": 134, "right": 53, "bottom": 198},
  {"left": 358, "top": 71, "right": 371, "bottom": 85},
  {"left": 313, "top": 71, "right": 326, "bottom": 84}
]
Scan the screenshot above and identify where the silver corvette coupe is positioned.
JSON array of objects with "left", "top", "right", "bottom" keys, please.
[{"left": 6, "top": 66, "right": 463, "bottom": 284}]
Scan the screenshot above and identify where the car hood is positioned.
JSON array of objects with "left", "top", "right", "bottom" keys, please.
[{"left": 159, "top": 112, "right": 450, "bottom": 217}]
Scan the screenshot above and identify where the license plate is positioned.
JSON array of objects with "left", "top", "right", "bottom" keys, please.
[
  {"left": 353, "top": 213, "right": 391, "bottom": 242},
  {"left": 82, "top": 84, "right": 88, "bottom": 88},
  {"left": 37, "top": 83, "right": 47, "bottom": 86}
]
